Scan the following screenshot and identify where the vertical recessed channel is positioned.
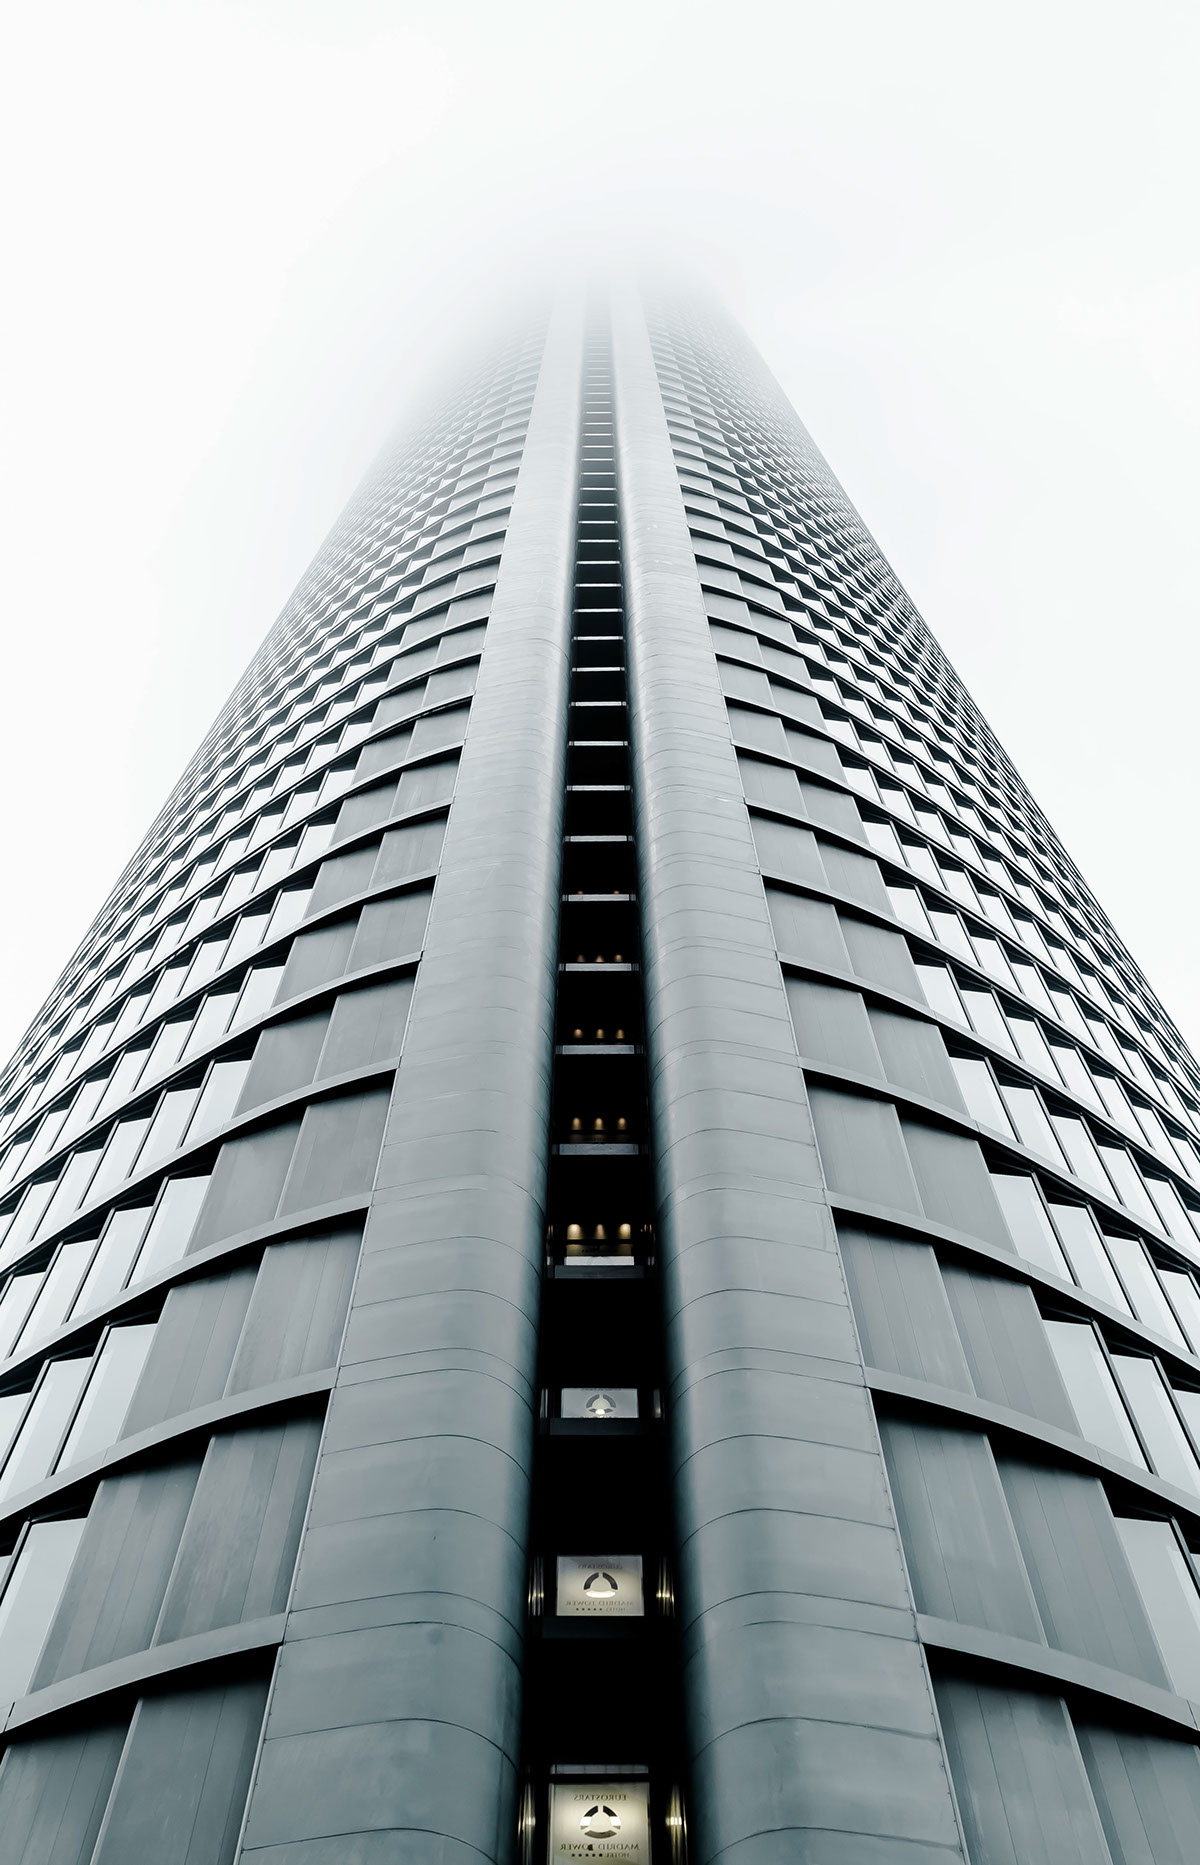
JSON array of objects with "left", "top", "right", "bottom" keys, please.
[{"left": 518, "top": 319, "right": 689, "bottom": 1865}]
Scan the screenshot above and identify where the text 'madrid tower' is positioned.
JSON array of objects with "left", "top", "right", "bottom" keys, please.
[{"left": 2, "top": 278, "right": 1200, "bottom": 1865}]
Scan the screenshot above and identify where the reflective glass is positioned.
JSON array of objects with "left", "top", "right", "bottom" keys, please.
[
  {"left": 916, "top": 964, "right": 966, "bottom": 1024},
  {"left": 1044, "top": 1319, "right": 1146, "bottom": 1465},
  {"left": 0, "top": 1358, "right": 91, "bottom": 1501},
  {"left": 1047, "top": 1203, "right": 1131, "bottom": 1313},
  {"left": 69, "top": 1205, "right": 152, "bottom": 1317},
  {"left": 0, "top": 1273, "right": 41, "bottom": 1357},
  {"left": 185, "top": 1060, "right": 250, "bottom": 1140},
  {"left": 0, "top": 1517, "right": 86, "bottom": 1707},
  {"left": 1160, "top": 1269, "right": 1200, "bottom": 1357},
  {"left": 15, "top": 1238, "right": 96, "bottom": 1348},
  {"left": 950, "top": 1057, "right": 1014, "bottom": 1134},
  {"left": 131, "top": 1175, "right": 209, "bottom": 1283},
  {"left": 1115, "top": 1517, "right": 1200, "bottom": 1699},
  {"left": 991, "top": 1175, "right": 1072, "bottom": 1279},
  {"left": 1104, "top": 1234, "right": 1189, "bottom": 1349},
  {"left": 999, "top": 1085, "right": 1068, "bottom": 1167},
  {"left": 1113, "top": 1356, "right": 1200, "bottom": 1493},
  {"left": 87, "top": 1117, "right": 151, "bottom": 1203},
  {"left": 57, "top": 1324, "right": 156, "bottom": 1469},
  {"left": 138, "top": 1085, "right": 201, "bottom": 1167}
]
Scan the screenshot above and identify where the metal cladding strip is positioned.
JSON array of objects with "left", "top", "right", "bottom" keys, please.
[
  {"left": 610, "top": 280, "right": 969, "bottom": 1865},
  {"left": 237, "top": 290, "right": 585, "bottom": 1865}
]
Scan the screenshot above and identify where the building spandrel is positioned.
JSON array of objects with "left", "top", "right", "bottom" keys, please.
[{"left": 0, "top": 280, "right": 1198, "bottom": 1863}]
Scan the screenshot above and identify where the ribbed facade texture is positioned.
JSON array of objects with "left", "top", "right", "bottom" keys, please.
[{"left": 1, "top": 282, "right": 1199, "bottom": 1864}]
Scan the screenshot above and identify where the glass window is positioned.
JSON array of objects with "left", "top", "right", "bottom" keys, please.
[
  {"left": 19, "top": 1105, "right": 71, "bottom": 1177},
  {"left": 87, "top": 1117, "right": 152, "bottom": 1203},
  {"left": 1006, "top": 1015, "right": 1060, "bottom": 1080},
  {"left": 1097, "top": 1146, "right": 1162, "bottom": 1229},
  {"left": 1048, "top": 1045, "right": 1103, "bottom": 1112},
  {"left": 0, "top": 1273, "right": 42, "bottom": 1358},
  {"left": 1114, "top": 1516, "right": 1200, "bottom": 1699},
  {"left": 863, "top": 819, "right": 902, "bottom": 863},
  {"left": 180, "top": 988, "right": 240, "bottom": 1065},
  {"left": 950, "top": 1056, "right": 1015, "bottom": 1134},
  {"left": 144, "top": 958, "right": 191, "bottom": 1022},
  {"left": 1112, "top": 1356, "right": 1200, "bottom": 1494},
  {"left": 916, "top": 964, "right": 966, "bottom": 1024},
  {"left": 991, "top": 1175, "right": 1072, "bottom": 1278},
  {"left": 884, "top": 885, "right": 930, "bottom": 935},
  {"left": 219, "top": 862, "right": 260, "bottom": 916},
  {"left": 142, "top": 1014, "right": 194, "bottom": 1083},
  {"left": 1104, "top": 1234, "right": 1189, "bottom": 1349},
  {"left": 1044, "top": 1319, "right": 1146, "bottom": 1464},
  {"left": 257, "top": 840, "right": 298, "bottom": 891},
  {"left": 56, "top": 1324, "right": 156, "bottom": 1469},
  {"left": 999, "top": 1084, "right": 1068, "bottom": 1167},
  {"left": 971, "top": 935, "right": 1018, "bottom": 990},
  {"left": 1143, "top": 1177, "right": 1200, "bottom": 1250},
  {"left": 0, "top": 1359, "right": 91, "bottom": 1501},
  {"left": 961, "top": 990, "right": 1016, "bottom": 1054},
  {"left": 1092, "top": 1072, "right": 1146, "bottom": 1142},
  {"left": 29, "top": 1149, "right": 102, "bottom": 1246},
  {"left": 182, "top": 934, "right": 230, "bottom": 997},
  {"left": 15, "top": 1239, "right": 97, "bottom": 1348},
  {"left": 69, "top": 1205, "right": 152, "bottom": 1318},
  {"left": 1048, "top": 986, "right": 1093, "bottom": 1043},
  {"left": 0, "top": 1517, "right": 86, "bottom": 1707},
  {"left": 1047, "top": 1202, "right": 1131, "bottom": 1313},
  {"left": 1160, "top": 1270, "right": 1200, "bottom": 1357},
  {"left": 295, "top": 817, "right": 336, "bottom": 866},
  {"left": 131, "top": 1176, "right": 209, "bottom": 1284},
  {"left": 185, "top": 1060, "right": 249, "bottom": 1140},
  {"left": 941, "top": 866, "right": 979, "bottom": 912},
  {"left": 1049, "top": 1115, "right": 1111, "bottom": 1194},
  {"left": 233, "top": 964, "right": 285, "bottom": 1026},
  {"left": 0, "top": 1391, "right": 27, "bottom": 1466},
  {"left": 223, "top": 908, "right": 271, "bottom": 969},
  {"left": 266, "top": 886, "right": 313, "bottom": 941},
  {"left": 928, "top": 908, "right": 974, "bottom": 961},
  {"left": 138, "top": 1086, "right": 201, "bottom": 1168}
]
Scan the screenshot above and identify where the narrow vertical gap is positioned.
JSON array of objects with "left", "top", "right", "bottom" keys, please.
[{"left": 518, "top": 317, "right": 689, "bottom": 1865}]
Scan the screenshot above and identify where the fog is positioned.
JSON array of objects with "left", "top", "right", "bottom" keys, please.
[{"left": 2, "top": 0, "right": 1197, "bottom": 1058}]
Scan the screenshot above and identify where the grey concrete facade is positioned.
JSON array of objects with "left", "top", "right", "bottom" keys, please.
[
  {"left": 611, "top": 283, "right": 966, "bottom": 1865},
  {"left": 2, "top": 280, "right": 1200, "bottom": 1865}
]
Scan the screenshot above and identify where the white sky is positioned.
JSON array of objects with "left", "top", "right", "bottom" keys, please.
[{"left": 1, "top": 0, "right": 1197, "bottom": 1061}]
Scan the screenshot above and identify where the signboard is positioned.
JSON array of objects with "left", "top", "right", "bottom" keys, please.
[
  {"left": 560, "top": 1388, "right": 638, "bottom": 1420},
  {"left": 549, "top": 1780, "right": 651, "bottom": 1862},
  {"left": 556, "top": 1555, "right": 644, "bottom": 1617}
]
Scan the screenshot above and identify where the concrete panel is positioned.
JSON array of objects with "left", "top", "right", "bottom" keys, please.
[
  {"left": 611, "top": 281, "right": 966, "bottom": 1865},
  {"left": 237, "top": 289, "right": 584, "bottom": 1865}
]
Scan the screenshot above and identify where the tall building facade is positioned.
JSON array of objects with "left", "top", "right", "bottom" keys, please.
[{"left": 1, "top": 282, "right": 1199, "bottom": 1865}]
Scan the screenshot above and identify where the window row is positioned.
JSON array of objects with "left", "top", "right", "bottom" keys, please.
[
  {"left": 951, "top": 1049, "right": 1199, "bottom": 1249},
  {"left": 0, "top": 458, "right": 507, "bottom": 1111},
  {"left": 720, "top": 630, "right": 1189, "bottom": 1111},
  {"left": 0, "top": 1094, "right": 388, "bottom": 1408},
  {"left": 56, "top": 645, "right": 473, "bottom": 1036},
  {"left": 3, "top": 764, "right": 450, "bottom": 1164},
  {"left": 946, "top": 951, "right": 1191, "bottom": 1157},
  {"left": 0, "top": 950, "right": 420, "bottom": 1274},
  {"left": 693, "top": 473, "right": 1185, "bottom": 1081},
  {"left": 753, "top": 776, "right": 1192, "bottom": 1153}
]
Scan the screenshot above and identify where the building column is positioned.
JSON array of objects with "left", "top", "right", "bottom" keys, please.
[
  {"left": 237, "top": 288, "right": 584, "bottom": 1865},
  {"left": 610, "top": 280, "right": 967, "bottom": 1865}
]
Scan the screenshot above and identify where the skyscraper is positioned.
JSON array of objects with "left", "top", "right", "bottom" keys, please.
[{"left": 1, "top": 279, "right": 1199, "bottom": 1865}]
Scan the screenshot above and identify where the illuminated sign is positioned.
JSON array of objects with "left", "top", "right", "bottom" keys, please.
[
  {"left": 561, "top": 1388, "right": 638, "bottom": 1420},
  {"left": 556, "top": 1555, "right": 644, "bottom": 1617},
  {"left": 549, "top": 1780, "right": 651, "bottom": 1862}
]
